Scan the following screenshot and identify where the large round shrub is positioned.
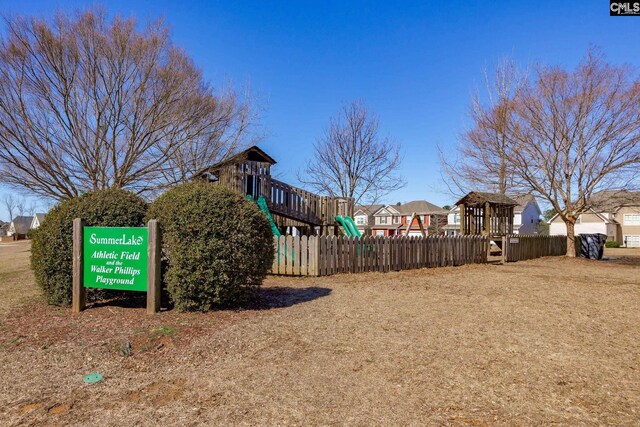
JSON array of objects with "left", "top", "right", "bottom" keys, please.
[
  {"left": 147, "top": 183, "right": 274, "bottom": 311},
  {"left": 31, "top": 189, "right": 148, "bottom": 306}
]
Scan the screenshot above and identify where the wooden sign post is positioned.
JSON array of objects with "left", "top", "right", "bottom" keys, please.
[
  {"left": 72, "top": 218, "right": 86, "bottom": 313},
  {"left": 72, "top": 218, "right": 161, "bottom": 314},
  {"left": 146, "top": 220, "right": 161, "bottom": 314}
]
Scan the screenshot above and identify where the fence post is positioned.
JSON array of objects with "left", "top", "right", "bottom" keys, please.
[
  {"left": 147, "top": 219, "right": 161, "bottom": 314},
  {"left": 501, "top": 236, "right": 507, "bottom": 264},
  {"left": 72, "top": 218, "right": 85, "bottom": 313}
]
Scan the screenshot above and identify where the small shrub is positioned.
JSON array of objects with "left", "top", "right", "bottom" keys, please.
[
  {"left": 147, "top": 183, "right": 274, "bottom": 311},
  {"left": 31, "top": 189, "right": 147, "bottom": 306},
  {"left": 605, "top": 241, "right": 621, "bottom": 248}
]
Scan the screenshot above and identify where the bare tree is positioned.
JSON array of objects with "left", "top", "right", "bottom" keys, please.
[
  {"left": 15, "top": 197, "right": 25, "bottom": 216},
  {"left": 299, "top": 101, "right": 404, "bottom": 205},
  {"left": 25, "top": 199, "right": 38, "bottom": 216},
  {"left": 161, "top": 84, "right": 264, "bottom": 186},
  {"left": 3, "top": 194, "right": 17, "bottom": 220},
  {"left": 440, "top": 58, "right": 525, "bottom": 196},
  {"left": 0, "top": 9, "right": 259, "bottom": 201},
  {"left": 505, "top": 51, "right": 640, "bottom": 256}
]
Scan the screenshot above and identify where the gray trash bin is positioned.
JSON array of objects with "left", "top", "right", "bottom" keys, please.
[{"left": 577, "top": 233, "right": 607, "bottom": 260}]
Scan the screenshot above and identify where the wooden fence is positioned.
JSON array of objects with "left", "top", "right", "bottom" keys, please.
[
  {"left": 502, "top": 234, "right": 567, "bottom": 262},
  {"left": 270, "top": 235, "right": 490, "bottom": 276}
]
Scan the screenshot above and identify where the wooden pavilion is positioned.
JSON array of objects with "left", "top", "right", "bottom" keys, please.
[
  {"left": 193, "top": 146, "right": 354, "bottom": 235},
  {"left": 455, "top": 192, "right": 518, "bottom": 237}
]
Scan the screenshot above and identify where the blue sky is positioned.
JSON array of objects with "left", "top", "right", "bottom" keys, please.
[{"left": 1, "top": 0, "right": 639, "bottom": 220}]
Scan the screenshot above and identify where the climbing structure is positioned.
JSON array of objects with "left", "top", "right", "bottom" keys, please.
[
  {"left": 194, "top": 146, "right": 354, "bottom": 235},
  {"left": 455, "top": 191, "right": 517, "bottom": 237}
]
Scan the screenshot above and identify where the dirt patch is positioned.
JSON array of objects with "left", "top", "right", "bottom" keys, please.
[{"left": 0, "top": 243, "right": 638, "bottom": 425}]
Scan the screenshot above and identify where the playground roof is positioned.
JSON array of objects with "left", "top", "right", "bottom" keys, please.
[
  {"left": 192, "top": 146, "right": 277, "bottom": 177},
  {"left": 455, "top": 192, "right": 518, "bottom": 208}
]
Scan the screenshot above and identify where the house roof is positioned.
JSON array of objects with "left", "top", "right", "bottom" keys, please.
[
  {"left": 354, "top": 204, "right": 384, "bottom": 216},
  {"left": 547, "top": 190, "right": 640, "bottom": 223},
  {"left": 372, "top": 205, "right": 401, "bottom": 216},
  {"left": 34, "top": 213, "right": 46, "bottom": 224},
  {"left": 509, "top": 194, "right": 540, "bottom": 213},
  {"left": 10, "top": 216, "right": 32, "bottom": 235},
  {"left": 395, "top": 200, "right": 449, "bottom": 215},
  {"left": 588, "top": 190, "right": 640, "bottom": 212},
  {"left": 192, "top": 146, "right": 277, "bottom": 178},
  {"left": 455, "top": 191, "right": 518, "bottom": 207}
]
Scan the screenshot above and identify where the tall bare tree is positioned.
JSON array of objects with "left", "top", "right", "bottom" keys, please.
[
  {"left": 2, "top": 194, "right": 17, "bottom": 220},
  {"left": 15, "top": 197, "right": 26, "bottom": 217},
  {"left": 505, "top": 51, "right": 640, "bottom": 256},
  {"left": 25, "top": 199, "right": 38, "bottom": 216},
  {"left": 440, "top": 58, "right": 525, "bottom": 196},
  {"left": 299, "top": 101, "right": 404, "bottom": 205},
  {"left": 161, "top": 84, "right": 264, "bottom": 186},
  {"left": 0, "top": 9, "right": 259, "bottom": 201}
]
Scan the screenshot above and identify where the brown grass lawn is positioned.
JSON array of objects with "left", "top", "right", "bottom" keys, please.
[
  {"left": 0, "top": 241, "right": 38, "bottom": 315},
  {"left": 0, "top": 242, "right": 639, "bottom": 426}
]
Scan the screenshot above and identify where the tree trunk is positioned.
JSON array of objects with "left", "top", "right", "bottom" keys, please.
[{"left": 565, "top": 219, "right": 577, "bottom": 257}]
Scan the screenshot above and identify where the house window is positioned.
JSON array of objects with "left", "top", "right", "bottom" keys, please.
[
  {"left": 624, "top": 214, "right": 640, "bottom": 226},
  {"left": 453, "top": 213, "right": 460, "bottom": 224},
  {"left": 379, "top": 217, "right": 388, "bottom": 224},
  {"left": 393, "top": 216, "right": 399, "bottom": 224},
  {"left": 375, "top": 230, "right": 385, "bottom": 236},
  {"left": 356, "top": 217, "right": 364, "bottom": 225}
]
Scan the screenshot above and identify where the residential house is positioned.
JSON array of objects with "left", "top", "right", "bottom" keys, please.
[
  {"left": 365, "top": 201, "right": 449, "bottom": 237},
  {"left": 444, "top": 194, "right": 542, "bottom": 236},
  {"left": 353, "top": 204, "right": 383, "bottom": 235},
  {"left": 548, "top": 191, "right": 640, "bottom": 247},
  {"left": 370, "top": 204, "right": 402, "bottom": 236},
  {"left": 0, "top": 221, "right": 7, "bottom": 237},
  {"left": 395, "top": 201, "right": 449, "bottom": 236},
  {"left": 31, "top": 213, "right": 46, "bottom": 230},
  {"left": 7, "top": 216, "right": 32, "bottom": 239}
]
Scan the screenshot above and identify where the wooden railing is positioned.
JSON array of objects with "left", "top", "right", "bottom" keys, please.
[
  {"left": 268, "top": 178, "right": 353, "bottom": 226},
  {"left": 270, "top": 235, "right": 490, "bottom": 276},
  {"left": 502, "top": 235, "right": 567, "bottom": 262}
]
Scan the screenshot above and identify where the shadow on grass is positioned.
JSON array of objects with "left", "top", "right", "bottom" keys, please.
[
  {"left": 252, "top": 286, "right": 331, "bottom": 310},
  {"left": 88, "top": 286, "right": 332, "bottom": 311}
]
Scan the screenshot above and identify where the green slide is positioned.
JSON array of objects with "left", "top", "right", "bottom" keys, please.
[
  {"left": 335, "top": 215, "right": 362, "bottom": 237},
  {"left": 335, "top": 216, "right": 352, "bottom": 236},
  {"left": 344, "top": 216, "right": 362, "bottom": 237},
  {"left": 248, "top": 195, "right": 281, "bottom": 237},
  {"left": 248, "top": 195, "right": 292, "bottom": 262}
]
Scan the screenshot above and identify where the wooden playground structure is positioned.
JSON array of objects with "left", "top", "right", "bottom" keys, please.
[
  {"left": 455, "top": 191, "right": 518, "bottom": 237},
  {"left": 194, "top": 146, "right": 354, "bottom": 235}
]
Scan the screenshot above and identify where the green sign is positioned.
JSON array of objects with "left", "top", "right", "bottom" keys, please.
[{"left": 83, "top": 227, "right": 148, "bottom": 292}]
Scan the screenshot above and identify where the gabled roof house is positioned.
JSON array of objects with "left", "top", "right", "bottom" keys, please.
[
  {"left": 354, "top": 201, "right": 449, "bottom": 236},
  {"left": 549, "top": 191, "right": 640, "bottom": 246},
  {"left": 8, "top": 216, "right": 32, "bottom": 237}
]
